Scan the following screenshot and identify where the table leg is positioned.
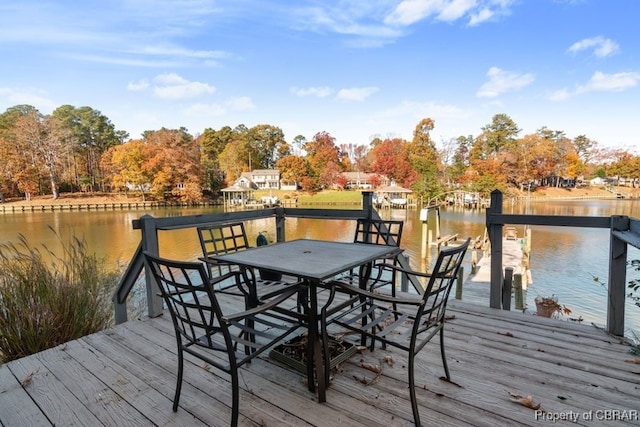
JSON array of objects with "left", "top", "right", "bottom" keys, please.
[{"left": 306, "top": 279, "right": 327, "bottom": 402}]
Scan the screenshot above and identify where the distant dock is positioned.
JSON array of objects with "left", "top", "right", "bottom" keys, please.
[{"left": 460, "top": 229, "right": 532, "bottom": 309}]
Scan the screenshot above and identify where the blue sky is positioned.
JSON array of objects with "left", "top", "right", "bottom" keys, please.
[{"left": 1, "top": 0, "right": 638, "bottom": 149}]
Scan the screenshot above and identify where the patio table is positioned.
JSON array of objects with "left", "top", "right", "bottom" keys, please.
[{"left": 210, "top": 238, "right": 401, "bottom": 402}]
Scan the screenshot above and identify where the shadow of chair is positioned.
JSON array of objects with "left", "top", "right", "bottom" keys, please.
[
  {"left": 197, "top": 222, "right": 305, "bottom": 316},
  {"left": 144, "top": 252, "right": 303, "bottom": 427},
  {"left": 320, "top": 237, "right": 470, "bottom": 426}
]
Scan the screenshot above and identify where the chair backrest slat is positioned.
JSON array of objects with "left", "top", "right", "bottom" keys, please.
[
  {"left": 145, "top": 254, "right": 226, "bottom": 350},
  {"left": 419, "top": 238, "right": 470, "bottom": 327},
  {"left": 353, "top": 218, "right": 403, "bottom": 247},
  {"left": 198, "top": 222, "right": 251, "bottom": 278}
]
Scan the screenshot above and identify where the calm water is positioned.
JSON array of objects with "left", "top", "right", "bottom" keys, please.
[{"left": 1, "top": 199, "right": 639, "bottom": 337}]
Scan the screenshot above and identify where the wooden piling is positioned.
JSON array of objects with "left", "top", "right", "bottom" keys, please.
[{"left": 514, "top": 272, "right": 524, "bottom": 310}]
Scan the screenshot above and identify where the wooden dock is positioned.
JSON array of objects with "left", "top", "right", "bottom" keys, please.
[
  {"left": 2, "top": 298, "right": 638, "bottom": 426},
  {"left": 462, "top": 236, "right": 531, "bottom": 307}
]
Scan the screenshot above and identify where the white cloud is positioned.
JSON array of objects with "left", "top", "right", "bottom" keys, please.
[
  {"left": 152, "top": 73, "right": 215, "bottom": 100},
  {"left": 548, "top": 88, "right": 571, "bottom": 102},
  {"left": 549, "top": 71, "right": 640, "bottom": 101},
  {"left": 184, "top": 103, "right": 225, "bottom": 117},
  {"left": 227, "top": 96, "right": 255, "bottom": 111},
  {"left": 336, "top": 87, "right": 378, "bottom": 101},
  {"left": 290, "top": 86, "right": 333, "bottom": 98},
  {"left": 375, "top": 100, "right": 468, "bottom": 120},
  {"left": 0, "top": 87, "right": 57, "bottom": 111},
  {"left": 385, "top": 0, "right": 513, "bottom": 26},
  {"left": 576, "top": 71, "right": 640, "bottom": 93},
  {"left": 137, "top": 45, "right": 228, "bottom": 61},
  {"left": 127, "top": 79, "right": 150, "bottom": 91},
  {"left": 476, "top": 67, "right": 534, "bottom": 98},
  {"left": 568, "top": 36, "right": 619, "bottom": 58}
]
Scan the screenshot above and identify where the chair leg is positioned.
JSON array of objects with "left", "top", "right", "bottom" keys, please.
[
  {"left": 439, "top": 326, "right": 450, "bottom": 380},
  {"left": 231, "top": 367, "right": 239, "bottom": 427},
  {"left": 408, "top": 351, "right": 421, "bottom": 426},
  {"left": 321, "top": 313, "right": 331, "bottom": 388},
  {"left": 173, "top": 348, "right": 184, "bottom": 412}
]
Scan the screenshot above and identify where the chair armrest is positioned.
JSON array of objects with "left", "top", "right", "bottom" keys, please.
[
  {"left": 222, "top": 285, "right": 303, "bottom": 322},
  {"left": 374, "top": 262, "right": 433, "bottom": 280}
]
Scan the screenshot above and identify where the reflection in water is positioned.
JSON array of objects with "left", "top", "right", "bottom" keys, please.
[{"left": 1, "top": 199, "right": 638, "bottom": 336}]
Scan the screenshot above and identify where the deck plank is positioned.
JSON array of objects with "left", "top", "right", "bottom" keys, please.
[
  {"left": 0, "top": 363, "right": 50, "bottom": 426},
  {"left": 1, "top": 300, "right": 639, "bottom": 426}
]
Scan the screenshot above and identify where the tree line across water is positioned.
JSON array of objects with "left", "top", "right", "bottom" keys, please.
[{"left": 1, "top": 104, "right": 638, "bottom": 203}]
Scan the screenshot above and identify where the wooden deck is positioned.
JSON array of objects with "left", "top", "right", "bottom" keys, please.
[{"left": 1, "top": 299, "right": 639, "bottom": 426}]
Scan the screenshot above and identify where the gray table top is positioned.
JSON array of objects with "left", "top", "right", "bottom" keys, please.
[{"left": 211, "top": 238, "right": 401, "bottom": 281}]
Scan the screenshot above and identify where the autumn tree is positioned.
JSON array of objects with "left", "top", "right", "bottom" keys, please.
[
  {"left": 198, "top": 126, "right": 234, "bottom": 192},
  {"left": 0, "top": 105, "right": 40, "bottom": 199},
  {"left": 144, "top": 128, "right": 202, "bottom": 200},
  {"left": 11, "top": 109, "right": 66, "bottom": 199},
  {"left": 246, "top": 124, "right": 290, "bottom": 169},
  {"left": 104, "top": 127, "right": 202, "bottom": 201},
  {"left": 369, "top": 138, "right": 415, "bottom": 186},
  {"left": 407, "top": 118, "right": 441, "bottom": 200},
  {"left": 608, "top": 151, "right": 640, "bottom": 186},
  {"left": 481, "top": 113, "right": 520, "bottom": 155},
  {"left": 219, "top": 136, "right": 250, "bottom": 184},
  {"left": 302, "top": 131, "right": 342, "bottom": 190},
  {"left": 52, "top": 105, "right": 123, "bottom": 192},
  {"left": 276, "top": 155, "right": 309, "bottom": 189},
  {"left": 448, "top": 135, "right": 473, "bottom": 184},
  {"left": 101, "top": 139, "right": 149, "bottom": 197}
]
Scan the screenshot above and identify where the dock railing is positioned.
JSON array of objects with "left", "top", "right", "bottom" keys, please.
[
  {"left": 113, "top": 192, "right": 421, "bottom": 324},
  {"left": 487, "top": 189, "right": 640, "bottom": 336}
]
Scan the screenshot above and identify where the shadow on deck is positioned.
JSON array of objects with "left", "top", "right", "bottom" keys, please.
[{"left": 1, "top": 299, "right": 639, "bottom": 426}]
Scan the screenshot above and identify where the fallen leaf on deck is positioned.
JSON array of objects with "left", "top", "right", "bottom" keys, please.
[
  {"left": 497, "top": 331, "right": 514, "bottom": 337},
  {"left": 382, "top": 355, "right": 394, "bottom": 367},
  {"left": 353, "top": 374, "right": 378, "bottom": 385},
  {"left": 509, "top": 391, "right": 541, "bottom": 410},
  {"left": 21, "top": 368, "right": 40, "bottom": 387},
  {"left": 625, "top": 359, "right": 640, "bottom": 365},
  {"left": 360, "top": 362, "right": 382, "bottom": 373}
]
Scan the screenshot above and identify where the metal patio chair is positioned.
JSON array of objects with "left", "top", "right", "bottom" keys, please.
[
  {"left": 320, "top": 238, "right": 470, "bottom": 426},
  {"left": 197, "top": 222, "right": 305, "bottom": 316},
  {"left": 333, "top": 218, "right": 404, "bottom": 293},
  {"left": 144, "top": 252, "right": 303, "bottom": 427}
]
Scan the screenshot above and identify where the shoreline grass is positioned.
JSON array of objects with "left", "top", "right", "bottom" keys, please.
[{"left": 0, "top": 228, "right": 118, "bottom": 363}]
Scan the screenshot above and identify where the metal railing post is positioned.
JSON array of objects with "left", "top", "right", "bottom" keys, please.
[
  {"left": 488, "top": 190, "right": 504, "bottom": 309},
  {"left": 275, "top": 207, "right": 286, "bottom": 242},
  {"left": 140, "top": 214, "right": 164, "bottom": 318},
  {"left": 608, "top": 215, "right": 629, "bottom": 336}
]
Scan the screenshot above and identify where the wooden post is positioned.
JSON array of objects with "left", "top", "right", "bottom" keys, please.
[
  {"left": 488, "top": 190, "right": 504, "bottom": 309},
  {"left": 275, "top": 207, "right": 286, "bottom": 242},
  {"left": 608, "top": 215, "right": 629, "bottom": 336},
  {"left": 362, "top": 191, "right": 374, "bottom": 219},
  {"left": 455, "top": 266, "right": 464, "bottom": 299},
  {"left": 471, "top": 250, "right": 478, "bottom": 274},
  {"left": 502, "top": 266, "right": 513, "bottom": 310},
  {"left": 400, "top": 253, "right": 410, "bottom": 292},
  {"left": 140, "top": 214, "right": 164, "bottom": 318},
  {"left": 421, "top": 221, "right": 428, "bottom": 259},
  {"left": 514, "top": 272, "right": 524, "bottom": 310}
]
